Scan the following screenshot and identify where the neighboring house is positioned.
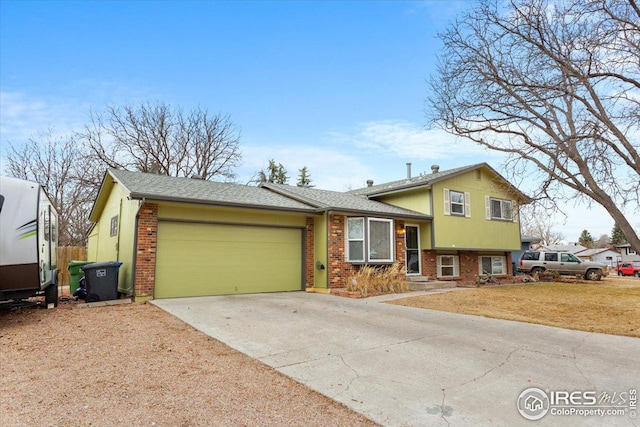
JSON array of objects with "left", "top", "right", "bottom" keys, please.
[
  {"left": 540, "top": 243, "right": 588, "bottom": 254},
  {"left": 574, "top": 248, "right": 620, "bottom": 268},
  {"left": 87, "top": 163, "right": 529, "bottom": 301},
  {"left": 615, "top": 244, "right": 640, "bottom": 262}
]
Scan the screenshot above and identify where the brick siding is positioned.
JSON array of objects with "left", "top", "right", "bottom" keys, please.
[
  {"left": 134, "top": 203, "right": 158, "bottom": 298},
  {"left": 421, "top": 249, "right": 513, "bottom": 283},
  {"left": 305, "top": 217, "right": 314, "bottom": 288}
]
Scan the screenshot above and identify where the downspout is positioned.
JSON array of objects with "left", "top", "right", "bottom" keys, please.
[{"left": 130, "top": 197, "right": 146, "bottom": 297}]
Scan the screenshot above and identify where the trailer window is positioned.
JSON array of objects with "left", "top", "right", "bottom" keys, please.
[{"left": 43, "top": 211, "right": 50, "bottom": 241}]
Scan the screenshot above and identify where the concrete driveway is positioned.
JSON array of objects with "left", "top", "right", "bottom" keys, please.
[{"left": 153, "top": 292, "right": 639, "bottom": 426}]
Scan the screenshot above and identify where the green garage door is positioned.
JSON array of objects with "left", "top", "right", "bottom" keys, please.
[{"left": 155, "top": 222, "right": 303, "bottom": 298}]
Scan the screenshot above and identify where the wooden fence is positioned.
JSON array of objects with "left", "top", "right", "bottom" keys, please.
[{"left": 57, "top": 246, "right": 87, "bottom": 286}]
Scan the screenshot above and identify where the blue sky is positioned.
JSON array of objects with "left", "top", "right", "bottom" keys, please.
[{"left": 0, "top": 0, "right": 630, "bottom": 240}]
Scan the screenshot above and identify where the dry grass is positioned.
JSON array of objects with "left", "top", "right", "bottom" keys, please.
[
  {"left": 388, "top": 276, "right": 640, "bottom": 337},
  {"left": 347, "top": 263, "right": 409, "bottom": 296}
]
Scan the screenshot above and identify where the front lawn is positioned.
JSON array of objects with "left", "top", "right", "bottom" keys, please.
[{"left": 387, "top": 277, "right": 640, "bottom": 337}]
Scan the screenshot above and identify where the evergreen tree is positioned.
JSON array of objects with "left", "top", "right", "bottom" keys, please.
[
  {"left": 611, "top": 224, "right": 627, "bottom": 246},
  {"left": 258, "top": 159, "right": 288, "bottom": 184},
  {"left": 578, "top": 230, "right": 595, "bottom": 249},
  {"left": 296, "top": 166, "right": 313, "bottom": 187}
]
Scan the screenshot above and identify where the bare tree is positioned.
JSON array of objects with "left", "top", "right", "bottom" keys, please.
[
  {"left": 5, "top": 131, "right": 98, "bottom": 246},
  {"left": 520, "top": 205, "right": 565, "bottom": 245},
  {"left": 595, "top": 234, "right": 611, "bottom": 248},
  {"left": 79, "top": 102, "right": 241, "bottom": 181},
  {"left": 430, "top": 0, "right": 640, "bottom": 252}
]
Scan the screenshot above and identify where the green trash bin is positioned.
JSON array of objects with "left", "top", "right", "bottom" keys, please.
[{"left": 68, "top": 260, "right": 92, "bottom": 295}]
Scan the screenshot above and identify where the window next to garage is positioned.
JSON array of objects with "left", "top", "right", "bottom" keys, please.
[
  {"left": 110, "top": 215, "right": 119, "bottom": 236},
  {"left": 346, "top": 217, "right": 394, "bottom": 263}
]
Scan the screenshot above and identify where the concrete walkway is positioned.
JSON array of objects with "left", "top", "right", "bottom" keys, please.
[{"left": 153, "top": 292, "right": 639, "bottom": 426}]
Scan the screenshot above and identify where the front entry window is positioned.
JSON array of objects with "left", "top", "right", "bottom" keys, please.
[{"left": 405, "top": 225, "right": 420, "bottom": 274}]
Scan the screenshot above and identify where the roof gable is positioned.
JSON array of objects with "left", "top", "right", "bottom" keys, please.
[{"left": 89, "top": 169, "right": 318, "bottom": 222}]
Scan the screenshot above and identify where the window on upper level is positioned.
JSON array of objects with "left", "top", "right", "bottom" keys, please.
[
  {"left": 443, "top": 189, "right": 470, "bottom": 218},
  {"left": 485, "top": 196, "right": 517, "bottom": 222}
]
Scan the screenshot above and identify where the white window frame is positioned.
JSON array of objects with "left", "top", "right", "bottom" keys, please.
[
  {"left": 345, "top": 217, "right": 394, "bottom": 263},
  {"left": 485, "top": 196, "right": 517, "bottom": 222},
  {"left": 444, "top": 188, "right": 471, "bottom": 218},
  {"left": 346, "top": 217, "right": 365, "bottom": 262},
  {"left": 437, "top": 255, "right": 459, "bottom": 278},
  {"left": 110, "top": 215, "right": 119, "bottom": 237},
  {"left": 478, "top": 256, "right": 506, "bottom": 275}
]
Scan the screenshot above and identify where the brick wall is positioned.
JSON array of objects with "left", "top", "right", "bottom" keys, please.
[
  {"left": 421, "top": 250, "right": 438, "bottom": 279},
  {"left": 134, "top": 203, "right": 158, "bottom": 298},
  {"left": 328, "top": 214, "right": 354, "bottom": 287},
  {"left": 305, "top": 217, "right": 314, "bottom": 288},
  {"left": 421, "top": 249, "right": 512, "bottom": 283},
  {"left": 326, "top": 215, "right": 407, "bottom": 288}
]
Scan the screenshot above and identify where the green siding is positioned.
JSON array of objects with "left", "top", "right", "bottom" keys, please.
[
  {"left": 86, "top": 183, "right": 138, "bottom": 295},
  {"left": 116, "top": 197, "right": 137, "bottom": 294},
  {"left": 158, "top": 203, "right": 307, "bottom": 227},
  {"left": 313, "top": 213, "right": 328, "bottom": 288},
  {"left": 377, "top": 188, "right": 431, "bottom": 215},
  {"left": 154, "top": 222, "right": 302, "bottom": 298},
  {"left": 431, "top": 169, "right": 522, "bottom": 250}
]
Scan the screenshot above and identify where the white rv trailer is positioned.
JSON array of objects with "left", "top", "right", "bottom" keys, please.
[{"left": 0, "top": 176, "right": 59, "bottom": 306}]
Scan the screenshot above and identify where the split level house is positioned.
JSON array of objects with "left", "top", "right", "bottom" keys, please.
[{"left": 87, "top": 163, "right": 530, "bottom": 301}]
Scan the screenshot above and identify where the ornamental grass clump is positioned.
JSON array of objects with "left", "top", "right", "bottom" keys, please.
[{"left": 347, "top": 263, "right": 409, "bottom": 296}]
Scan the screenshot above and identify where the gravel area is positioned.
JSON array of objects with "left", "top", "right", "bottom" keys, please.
[{"left": 1, "top": 299, "right": 378, "bottom": 427}]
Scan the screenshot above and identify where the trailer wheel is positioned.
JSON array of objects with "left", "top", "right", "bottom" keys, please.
[{"left": 44, "top": 284, "right": 58, "bottom": 307}]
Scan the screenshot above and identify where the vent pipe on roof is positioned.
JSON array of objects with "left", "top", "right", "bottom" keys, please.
[
  {"left": 366, "top": 179, "right": 374, "bottom": 187},
  {"left": 431, "top": 164, "right": 440, "bottom": 173},
  {"left": 406, "top": 162, "right": 412, "bottom": 179}
]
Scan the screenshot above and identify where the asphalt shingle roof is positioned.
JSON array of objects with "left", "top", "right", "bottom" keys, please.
[
  {"left": 262, "top": 183, "right": 430, "bottom": 219},
  {"left": 108, "top": 169, "right": 317, "bottom": 212},
  {"left": 349, "top": 164, "right": 483, "bottom": 196}
]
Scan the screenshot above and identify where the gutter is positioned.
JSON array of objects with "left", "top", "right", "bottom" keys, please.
[{"left": 127, "top": 193, "right": 320, "bottom": 216}]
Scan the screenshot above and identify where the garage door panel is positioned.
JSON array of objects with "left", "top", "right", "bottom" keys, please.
[{"left": 155, "top": 222, "right": 302, "bottom": 298}]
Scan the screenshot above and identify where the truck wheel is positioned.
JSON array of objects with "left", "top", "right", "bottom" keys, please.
[
  {"left": 44, "top": 284, "right": 58, "bottom": 307},
  {"left": 584, "top": 269, "right": 602, "bottom": 281},
  {"left": 634, "top": 271, "right": 639, "bottom": 278}
]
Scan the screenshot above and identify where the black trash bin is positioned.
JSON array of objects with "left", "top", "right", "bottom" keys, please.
[{"left": 81, "top": 261, "right": 122, "bottom": 303}]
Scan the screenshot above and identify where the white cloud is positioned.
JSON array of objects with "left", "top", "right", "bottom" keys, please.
[
  {"left": 326, "top": 119, "right": 496, "bottom": 161},
  {"left": 0, "top": 91, "right": 87, "bottom": 144}
]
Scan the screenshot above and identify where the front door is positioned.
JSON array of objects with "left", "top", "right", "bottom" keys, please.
[{"left": 405, "top": 225, "right": 420, "bottom": 275}]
